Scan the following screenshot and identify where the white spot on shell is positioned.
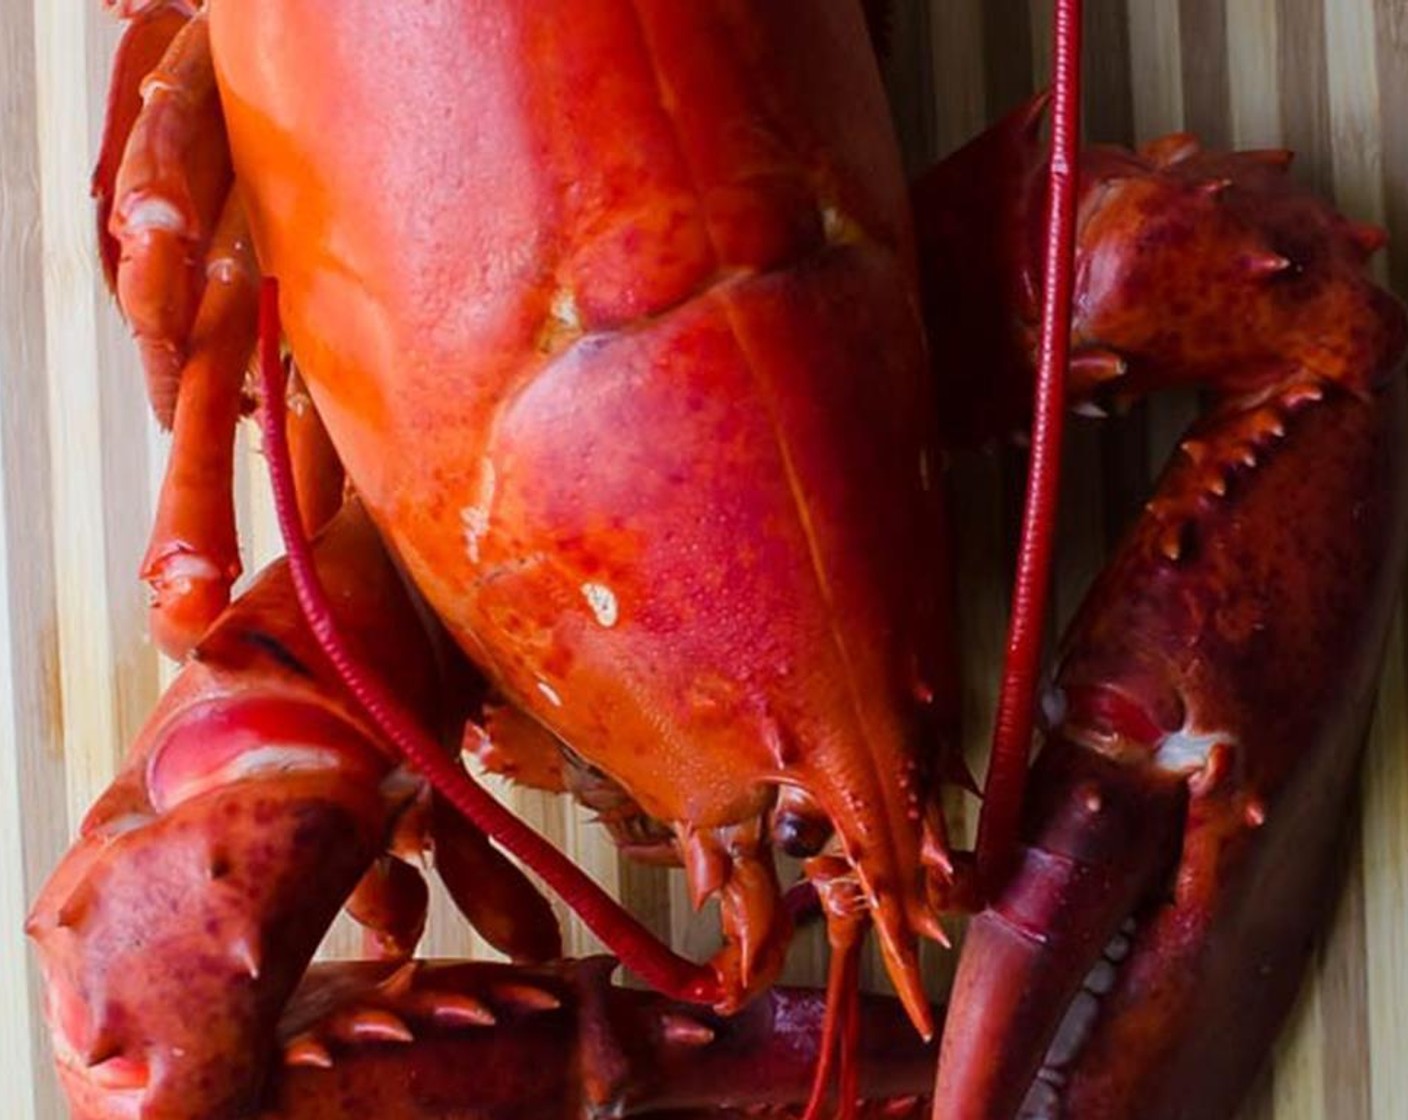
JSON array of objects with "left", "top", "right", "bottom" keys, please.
[
  {"left": 126, "top": 197, "right": 185, "bottom": 233},
  {"left": 550, "top": 287, "right": 581, "bottom": 331},
  {"left": 580, "top": 582, "right": 619, "bottom": 628},
  {"left": 537, "top": 681, "right": 562, "bottom": 707},
  {"left": 97, "top": 811, "right": 157, "bottom": 838},
  {"left": 460, "top": 459, "right": 497, "bottom": 564},
  {"left": 1154, "top": 724, "right": 1223, "bottom": 774}
]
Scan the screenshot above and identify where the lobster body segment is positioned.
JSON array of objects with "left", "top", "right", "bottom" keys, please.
[{"left": 209, "top": 0, "right": 955, "bottom": 1009}]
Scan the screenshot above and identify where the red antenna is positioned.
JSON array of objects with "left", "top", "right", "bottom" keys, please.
[
  {"left": 974, "top": 0, "right": 1085, "bottom": 893},
  {"left": 256, "top": 282, "right": 720, "bottom": 1005}
]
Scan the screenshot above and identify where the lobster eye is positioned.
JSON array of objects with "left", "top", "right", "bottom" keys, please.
[{"left": 773, "top": 810, "right": 833, "bottom": 858}]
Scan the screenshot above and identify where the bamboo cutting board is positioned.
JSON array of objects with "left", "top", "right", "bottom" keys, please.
[{"left": 1, "top": 3, "right": 1405, "bottom": 1117}]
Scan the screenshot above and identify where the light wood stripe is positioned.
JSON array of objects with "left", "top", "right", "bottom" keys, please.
[
  {"left": 1, "top": 5, "right": 65, "bottom": 1117},
  {"left": 4, "top": 4, "right": 1408, "bottom": 1117}
]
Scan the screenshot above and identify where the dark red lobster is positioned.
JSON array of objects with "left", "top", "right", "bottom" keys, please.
[{"left": 26, "top": 1, "right": 1408, "bottom": 1117}]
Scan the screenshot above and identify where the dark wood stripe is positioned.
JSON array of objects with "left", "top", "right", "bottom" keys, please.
[
  {"left": 1375, "top": 0, "right": 1408, "bottom": 292},
  {"left": 982, "top": 0, "right": 1037, "bottom": 117},
  {"left": 1180, "top": 0, "right": 1232, "bottom": 146},
  {"left": 1277, "top": 0, "right": 1334, "bottom": 196},
  {"left": 1084, "top": 0, "right": 1135, "bottom": 144},
  {"left": 1239, "top": 1061, "right": 1277, "bottom": 1120}
]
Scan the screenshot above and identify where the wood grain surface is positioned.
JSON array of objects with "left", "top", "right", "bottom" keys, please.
[{"left": 1, "top": 3, "right": 1404, "bottom": 1117}]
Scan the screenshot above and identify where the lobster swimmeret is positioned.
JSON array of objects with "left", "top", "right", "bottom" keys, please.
[{"left": 27, "top": 1, "right": 1408, "bottom": 1118}]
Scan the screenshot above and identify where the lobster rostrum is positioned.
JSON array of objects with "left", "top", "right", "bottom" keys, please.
[{"left": 28, "top": 1, "right": 1408, "bottom": 1118}]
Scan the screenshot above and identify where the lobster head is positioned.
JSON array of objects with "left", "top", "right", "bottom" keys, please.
[{"left": 209, "top": 0, "right": 959, "bottom": 1023}]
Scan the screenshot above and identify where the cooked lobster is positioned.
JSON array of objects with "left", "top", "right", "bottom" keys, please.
[{"left": 27, "top": 0, "right": 1408, "bottom": 1117}]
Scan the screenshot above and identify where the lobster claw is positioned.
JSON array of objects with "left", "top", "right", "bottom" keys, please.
[
  {"left": 934, "top": 739, "right": 1184, "bottom": 1118},
  {"left": 934, "top": 377, "right": 1408, "bottom": 1118}
]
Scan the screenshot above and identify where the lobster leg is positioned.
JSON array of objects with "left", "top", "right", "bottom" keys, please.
[
  {"left": 428, "top": 791, "right": 566, "bottom": 964},
  {"left": 260, "top": 958, "right": 938, "bottom": 1119},
  {"left": 109, "top": 7, "right": 234, "bottom": 424},
  {"left": 140, "top": 187, "right": 255, "bottom": 658},
  {"left": 93, "top": 1, "right": 191, "bottom": 294},
  {"left": 344, "top": 854, "right": 431, "bottom": 962},
  {"left": 285, "top": 362, "right": 348, "bottom": 537}
]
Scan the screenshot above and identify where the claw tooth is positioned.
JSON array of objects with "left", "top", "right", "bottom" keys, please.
[
  {"left": 1142, "top": 132, "right": 1200, "bottom": 167},
  {"left": 1159, "top": 522, "right": 1187, "bottom": 562},
  {"left": 1079, "top": 784, "right": 1103, "bottom": 814},
  {"left": 1244, "top": 798, "right": 1267, "bottom": 828},
  {"left": 230, "top": 934, "right": 262, "bottom": 980},
  {"left": 1084, "top": 958, "right": 1119, "bottom": 995},
  {"left": 491, "top": 981, "right": 562, "bottom": 1012},
  {"left": 1070, "top": 347, "right": 1127, "bottom": 387},
  {"left": 1019, "top": 1075, "right": 1063, "bottom": 1119},
  {"left": 55, "top": 891, "right": 91, "bottom": 931},
  {"left": 77, "top": 1036, "right": 115, "bottom": 1071},
  {"left": 284, "top": 1035, "right": 334, "bottom": 1069},
  {"left": 1018, "top": 92, "right": 1050, "bottom": 140},
  {"left": 334, "top": 1009, "right": 414, "bottom": 1044},
  {"left": 429, "top": 993, "right": 497, "bottom": 1028},
  {"left": 1199, "top": 176, "right": 1233, "bottom": 197},
  {"left": 1244, "top": 251, "right": 1292, "bottom": 277},
  {"left": 660, "top": 1012, "right": 716, "bottom": 1047},
  {"left": 1104, "top": 931, "right": 1132, "bottom": 962},
  {"left": 1282, "top": 383, "right": 1324, "bottom": 408},
  {"left": 682, "top": 827, "right": 729, "bottom": 910},
  {"left": 87, "top": 1053, "right": 150, "bottom": 1091},
  {"left": 914, "top": 909, "right": 951, "bottom": 948}
]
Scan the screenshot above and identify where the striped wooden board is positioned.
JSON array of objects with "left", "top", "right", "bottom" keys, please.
[{"left": 1, "top": 3, "right": 1405, "bottom": 1117}]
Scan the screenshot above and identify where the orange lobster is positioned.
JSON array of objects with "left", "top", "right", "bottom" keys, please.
[{"left": 28, "top": 1, "right": 1408, "bottom": 1117}]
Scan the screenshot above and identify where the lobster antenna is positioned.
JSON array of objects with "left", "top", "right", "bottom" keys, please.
[
  {"left": 256, "top": 280, "right": 721, "bottom": 1006},
  {"left": 974, "top": 0, "right": 1084, "bottom": 893}
]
